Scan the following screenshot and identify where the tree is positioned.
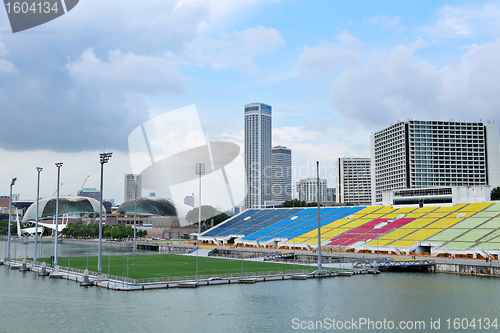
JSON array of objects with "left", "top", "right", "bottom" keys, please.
[
  {"left": 186, "top": 205, "right": 224, "bottom": 223},
  {"left": 492, "top": 187, "right": 500, "bottom": 201}
]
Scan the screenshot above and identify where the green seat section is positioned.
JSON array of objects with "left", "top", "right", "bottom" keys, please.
[
  {"left": 427, "top": 229, "right": 468, "bottom": 242},
  {"left": 454, "top": 229, "right": 496, "bottom": 242},
  {"left": 442, "top": 241, "right": 476, "bottom": 250},
  {"left": 477, "top": 218, "right": 500, "bottom": 229},
  {"left": 450, "top": 217, "right": 489, "bottom": 229}
]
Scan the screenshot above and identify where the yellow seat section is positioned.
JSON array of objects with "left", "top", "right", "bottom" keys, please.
[
  {"left": 365, "top": 239, "right": 393, "bottom": 247},
  {"left": 380, "top": 228, "right": 417, "bottom": 240},
  {"left": 374, "top": 206, "right": 397, "bottom": 214},
  {"left": 393, "top": 207, "right": 417, "bottom": 214},
  {"left": 428, "top": 218, "right": 464, "bottom": 229},
  {"left": 353, "top": 206, "right": 384, "bottom": 214},
  {"left": 401, "top": 218, "right": 438, "bottom": 229},
  {"left": 458, "top": 202, "right": 494, "bottom": 212},
  {"left": 412, "top": 206, "right": 438, "bottom": 213},
  {"left": 434, "top": 203, "right": 468, "bottom": 213},
  {"left": 402, "top": 228, "right": 442, "bottom": 241},
  {"left": 390, "top": 240, "right": 419, "bottom": 248},
  {"left": 405, "top": 212, "right": 427, "bottom": 218},
  {"left": 342, "top": 218, "right": 373, "bottom": 229},
  {"left": 425, "top": 213, "right": 448, "bottom": 218}
]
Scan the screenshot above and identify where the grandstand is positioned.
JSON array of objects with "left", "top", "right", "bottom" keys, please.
[{"left": 199, "top": 202, "right": 500, "bottom": 258}]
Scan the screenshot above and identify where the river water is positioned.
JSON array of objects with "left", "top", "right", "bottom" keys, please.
[{"left": 1, "top": 240, "right": 499, "bottom": 332}]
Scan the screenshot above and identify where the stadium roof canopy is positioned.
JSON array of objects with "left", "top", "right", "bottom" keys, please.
[
  {"left": 117, "top": 197, "right": 177, "bottom": 216},
  {"left": 23, "top": 196, "right": 104, "bottom": 222}
]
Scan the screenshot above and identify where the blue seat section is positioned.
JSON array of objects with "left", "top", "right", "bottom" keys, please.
[
  {"left": 237, "top": 208, "right": 305, "bottom": 236},
  {"left": 203, "top": 209, "right": 261, "bottom": 236},
  {"left": 241, "top": 208, "right": 318, "bottom": 241},
  {"left": 219, "top": 209, "right": 284, "bottom": 236},
  {"left": 250, "top": 206, "right": 365, "bottom": 242}
]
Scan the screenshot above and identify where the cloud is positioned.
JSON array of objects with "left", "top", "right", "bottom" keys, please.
[
  {"left": 297, "top": 31, "right": 362, "bottom": 82},
  {"left": 371, "top": 15, "right": 403, "bottom": 30},
  {"left": 329, "top": 37, "right": 500, "bottom": 129},
  {"left": 66, "top": 48, "right": 185, "bottom": 95},
  {"left": 170, "top": 25, "right": 285, "bottom": 72},
  {"left": 421, "top": 3, "right": 500, "bottom": 38},
  {"left": 0, "top": 59, "right": 17, "bottom": 76}
]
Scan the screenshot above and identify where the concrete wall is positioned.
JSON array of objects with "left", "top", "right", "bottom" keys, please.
[{"left": 435, "top": 263, "right": 500, "bottom": 277}]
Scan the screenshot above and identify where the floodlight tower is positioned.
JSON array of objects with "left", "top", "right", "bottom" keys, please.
[
  {"left": 54, "top": 162, "right": 63, "bottom": 269},
  {"left": 98, "top": 152, "right": 112, "bottom": 277},
  {"left": 195, "top": 163, "right": 205, "bottom": 281},
  {"left": 6, "top": 177, "right": 17, "bottom": 262},
  {"left": 317, "top": 161, "right": 322, "bottom": 272},
  {"left": 33, "top": 167, "right": 43, "bottom": 266}
]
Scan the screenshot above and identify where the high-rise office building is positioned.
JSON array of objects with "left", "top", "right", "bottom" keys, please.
[
  {"left": 336, "top": 158, "right": 372, "bottom": 205},
  {"left": 124, "top": 174, "right": 142, "bottom": 202},
  {"left": 184, "top": 195, "right": 195, "bottom": 207},
  {"left": 271, "top": 146, "right": 292, "bottom": 202},
  {"left": 297, "top": 178, "right": 327, "bottom": 203},
  {"left": 244, "top": 103, "right": 272, "bottom": 208},
  {"left": 327, "top": 188, "right": 336, "bottom": 202},
  {"left": 371, "top": 120, "right": 500, "bottom": 204}
]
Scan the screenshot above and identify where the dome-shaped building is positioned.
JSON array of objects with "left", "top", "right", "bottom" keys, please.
[
  {"left": 23, "top": 196, "right": 105, "bottom": 222},
  {"left": 117, "top": 196, "right": 177, "bottom": 216}
]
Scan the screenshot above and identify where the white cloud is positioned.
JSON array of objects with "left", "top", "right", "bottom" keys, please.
[
  {"left": 234, "top": 25, "right": 285, "bottom": 54},
  {"left": 371, "top": 15, "right": 403, "bottom": 30},
  {"left": 0, "top": 59, "right": 17, "bottom": 76},
  {"left": 65, "top": 48, "right": 185, "bottom": 95},
  {"left": 298, "top": 31, "right": 362, "bottom": 82},
  {"left": 329, "top": 37, "right": 500, "bottom": 128},
  {"left": 422, "top": 3, "right": 500, "bottom": 38}
]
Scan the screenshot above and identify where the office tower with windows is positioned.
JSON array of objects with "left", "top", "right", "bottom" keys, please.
[
  {"left": 336, "top": 158, "right": 372, "bottom": 205},
  {"left": 124, "top": 174, "right": 142, "bottom": 202},
  {"left": 297, "top": 178, "right": 327, "bottom": 203},
  {"left": 371, "top": 120, "right": 500, "bottom": 204},
  {"left": 271, "top": 146, "right": 292, "bottom": 202},
  {"left": 244, "top": 103, "right": 272, "bottom": 208}
]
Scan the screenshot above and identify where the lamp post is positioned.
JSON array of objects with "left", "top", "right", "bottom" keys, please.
[
  {"left": 133, "top": 176, "right": 137, "bottom": 254},
  {"left": 316, "top": 161, "right": 322, "bottom": 272},
  {"left": 98, "top": 152, "right": 112, "bottom": 276},
  {"left": 33, "top": 167, "right": 43, "bottom": 266},
  {"left": 195, "top": 163, "right": 205, "bottom": 281},
  {"left": 6, "top": 177, "right": 17, "bottom": 262},
  {"left": 54, "top": 162, "right": 63, "bottom": 269}
]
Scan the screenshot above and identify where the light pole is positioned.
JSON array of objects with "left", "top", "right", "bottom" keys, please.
[
  {"left": 195, "top": 163, "right": 205, "bottom": 281},
  {"left": 98, "top": 152, "right": 112, "bottom": 277},
  {"left": 316, "top": 161, "right": 322, "bottom": 272},
  {"left": 33, "top": 167, "right": 43, "bottom": 266},
  {"left": 6, "top": 177, "right": 17, "bottom": 262},
  {"left": 133, "top": 176, "right": 137, "bottom": 254},
  {"left": 54, "top": 162, "right": 63, "bottom": 269}
]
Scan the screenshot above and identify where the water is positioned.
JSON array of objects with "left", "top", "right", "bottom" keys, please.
[{"left": 1, "top": 241, "right": 500, "bottom": 332}]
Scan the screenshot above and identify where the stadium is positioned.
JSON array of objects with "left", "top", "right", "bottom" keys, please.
[{"left": 200, "top": 202, "right": 500, "bottom": 259}]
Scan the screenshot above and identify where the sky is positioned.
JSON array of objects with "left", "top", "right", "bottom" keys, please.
[{"left": 1, "top": 0, "right": 500, "bottom": 207}]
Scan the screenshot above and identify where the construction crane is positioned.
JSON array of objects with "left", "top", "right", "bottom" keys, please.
[{"left": 79, "top": 175, "right": 90, "bottom": 192}]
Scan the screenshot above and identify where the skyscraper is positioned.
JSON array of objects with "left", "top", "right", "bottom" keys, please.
[
  {"left": 124, "top": 174, "right": 142, "bottom": 202},
  {"left": 271, "top": 146, "right": 292, "bottom": 202},
  {"left": 336, "top": 158, "right": 372, "bottom": 205},
  {"left": 371, "top": 120, "right": 500, "bottom": 204},
  {"left": 245, "top": 103, "right": 272, "bottom": 208}
]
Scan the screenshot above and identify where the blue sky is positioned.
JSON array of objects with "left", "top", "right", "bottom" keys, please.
[{"left": 1, "top": 0, "right": 500, "bottom": 206}]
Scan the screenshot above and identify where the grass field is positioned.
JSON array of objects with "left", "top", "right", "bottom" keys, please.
[{"left": 41, "top": 254, "right": 314, "bottom": 279}]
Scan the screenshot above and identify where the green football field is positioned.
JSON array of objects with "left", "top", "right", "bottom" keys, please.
[{"left": 42, "top": 254, "right": 314, "bottom": 279}]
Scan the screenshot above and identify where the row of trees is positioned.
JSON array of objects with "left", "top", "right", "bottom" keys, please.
[{"left": 60, "top": 221, "right": 147, "bottom": 239}]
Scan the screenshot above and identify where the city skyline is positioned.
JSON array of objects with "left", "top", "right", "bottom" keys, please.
[{"left": 1, "top": 1, "right": 500, "bottom": 205}]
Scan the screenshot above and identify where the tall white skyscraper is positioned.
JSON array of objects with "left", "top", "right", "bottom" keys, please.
[
  {"left": 124, "top": 174, "right": 142, "bottom": 202},
  {"left": 271, "top": 146, "right": 292, "bottom": 202},
  {"left": 371, "top": 120, "right": 500, "bottom": 204},
  {"left": 245, "top": 103, "right": 272, "bottom": 208}
]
